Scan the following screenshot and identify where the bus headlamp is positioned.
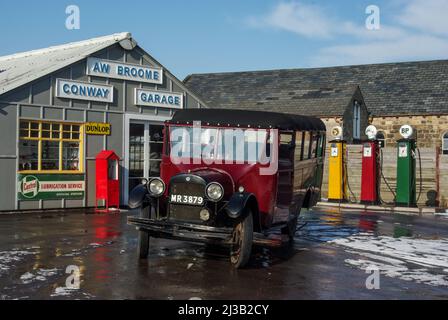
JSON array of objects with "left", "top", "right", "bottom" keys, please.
[
  {"left": 206, "top": 182, "right": 224, "bottom": 202},
  {"left": 148, "top": 178, "right": 165, "bottom": 197}
]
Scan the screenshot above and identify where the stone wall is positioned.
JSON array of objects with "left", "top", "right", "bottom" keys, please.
[
  {"left": 321, "top": 117, "right": 343, "bottom": 142},
  {"left": 370, "top": 115, "right": 448, "bottom": 148}
]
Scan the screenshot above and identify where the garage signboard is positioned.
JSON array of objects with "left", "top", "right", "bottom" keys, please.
[
  {"left": 87, "top": 58, "right": 163, "bottom": 84},
  {"left": 18, "top": 174, "right": 85, "bottom": 200},
  {"left": 55, "top": 79, "right": 114, "bottom": 103},
  {"left": 134, "top": 89, "right": 183, "bottom": 109}
]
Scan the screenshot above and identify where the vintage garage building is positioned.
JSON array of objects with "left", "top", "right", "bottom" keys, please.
[{"left": 0, "top": 32, "right": 207, "bottom": 211}]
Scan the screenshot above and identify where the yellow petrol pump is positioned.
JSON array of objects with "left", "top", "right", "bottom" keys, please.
[{"left": 327, "top": 126, "right": 348, "bottom": 202}]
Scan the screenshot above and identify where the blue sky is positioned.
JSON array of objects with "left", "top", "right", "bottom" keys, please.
[{"left": 1, "top": 0, "right": 448, "bottom": 79}]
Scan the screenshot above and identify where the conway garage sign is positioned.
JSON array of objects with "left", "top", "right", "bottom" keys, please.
[
  {"left": 18, "top": 174, "right": 85, "bottom": 200},
  {"left": 135, "top": 88, "right": 183, "bottom": 109},
  {"left": 55, "top": 79, "right": 114, "bottom": 103}
]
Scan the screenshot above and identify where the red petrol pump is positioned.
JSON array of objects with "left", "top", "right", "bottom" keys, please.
[
  {"left": 360, "top": 125, "right": 380, "bottom": 205},
  {"left": 95, "top": 150, "right": 120, "bottom": 212}
]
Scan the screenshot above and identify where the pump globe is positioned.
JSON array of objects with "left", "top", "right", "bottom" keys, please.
[{"left": 365, "top": 125, "right": 378, "bottom": 140}]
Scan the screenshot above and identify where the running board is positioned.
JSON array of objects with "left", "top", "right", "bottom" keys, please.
[{"left": 253, "top": 233, "right": 289, "bottom": 247}]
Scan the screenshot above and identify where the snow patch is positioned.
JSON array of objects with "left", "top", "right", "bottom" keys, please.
[
  {"left": 20, "top": 268, "right": 59, "bottom": 284},
  {"left": 0, "top": 249, "right": 37, "bottom": 275},
  {"left": 50, "top": 286, "right": 94, "bottom": 299},
  {"left": 89, "top": 243, "right": 102, "bottom": 247},
  {"left": 330, "top": 234, "right": 448, "bottom": 286},
  {"left": 51, "top": 286, "right": 77, "bottom": 297}
]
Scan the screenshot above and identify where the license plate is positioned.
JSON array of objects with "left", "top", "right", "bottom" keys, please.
[{"left": 170, "top": 194, "right": 204, "bottom": 206}]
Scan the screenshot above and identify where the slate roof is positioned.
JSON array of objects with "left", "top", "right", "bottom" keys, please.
[
  {"left": 0, "top": 32, "right": 133, "bottom": 96},
  {"left": 0, "top": 33, "right": 209, "bottom": 108},
  {"left": 184, "top": 60, "right": 448, "bottom": 117}
]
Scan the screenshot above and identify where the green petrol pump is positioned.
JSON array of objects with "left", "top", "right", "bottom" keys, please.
[{"left": 395, "top": 125, "right": 417, "bottom": 207}]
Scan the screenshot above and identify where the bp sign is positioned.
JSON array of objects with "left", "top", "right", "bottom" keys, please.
[{"left": 18, "top": 174, "right": 85, "bottom": 200}]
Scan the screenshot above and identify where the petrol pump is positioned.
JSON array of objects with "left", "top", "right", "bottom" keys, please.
[
  {"left": 395, "top": 125, "right": 417, "bottom": 207},
  {"left": 360, "top": 125, "right": 380, "bottom": 205},
  {"left": 327, "top": 126, "right": 348, "bottom": 202}
]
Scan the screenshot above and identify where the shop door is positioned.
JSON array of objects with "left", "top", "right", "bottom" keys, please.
[{"left": 128, "top": 122, "right": 164, "bottom": 195}]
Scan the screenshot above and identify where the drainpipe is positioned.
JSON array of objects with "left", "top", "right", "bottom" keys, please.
[{"left": 436, "top": 146, "right": 440, "bottom": 207}]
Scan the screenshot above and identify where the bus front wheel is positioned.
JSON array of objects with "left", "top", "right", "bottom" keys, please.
[
  {"left": 230, "top": 209, "right": 253, "bottom": 268},
  {"left": 137, "top": 205, "right": 150, "bottom": 259}
]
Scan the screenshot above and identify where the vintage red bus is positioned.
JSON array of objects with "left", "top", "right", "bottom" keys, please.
[{"left": 128, "top": 109, "right": 326, "bottom": 268}]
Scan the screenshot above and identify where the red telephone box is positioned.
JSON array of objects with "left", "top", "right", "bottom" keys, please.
[
  {"left": 95, "top": 150, "right": 120, "bottom": 212},
  {"left": 360, "top": 141, "right": 380, "bottom": 205}
]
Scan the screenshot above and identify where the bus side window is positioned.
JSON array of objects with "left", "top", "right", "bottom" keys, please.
[
  {"left": 295, "top": 131, "right": 303, "bottom": 161},
  {"left": 303, "top": 131, "right": 311, "bottom": 159},
  {"left": 317, "top": 133, "right": 325, "bottom": 158},
  {"left": 310, "top": 132, "right": 319, "bottom": 158},
  {"left": 279, "top": 132, "right": 294, "bottom": 161}
]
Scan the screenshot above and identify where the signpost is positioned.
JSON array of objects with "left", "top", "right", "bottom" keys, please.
[{"left": 17, "top": 174, "right": 85, "bottom": 200}]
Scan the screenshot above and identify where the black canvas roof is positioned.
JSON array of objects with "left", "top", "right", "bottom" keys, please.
[{"left": 168, "top": 108, "right": 326, "bottom": 131}]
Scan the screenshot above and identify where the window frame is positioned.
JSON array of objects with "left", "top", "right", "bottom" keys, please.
[
  {"left": 18, "top": 119, "right": 84, "bottom": 174},
  {"left": 442, "top": 131, "right": 448, "bottom": 155},
  {"left": 353, "top": 101, "right": 361, "bottom": 140},
  {"left": 302, "top": 131, "right": 312, "bottom": 160}
]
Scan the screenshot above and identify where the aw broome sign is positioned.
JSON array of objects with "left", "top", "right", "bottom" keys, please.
[
  {"left": 56, "top": 79, "right": 114, "bottom": 103},
  {"left": 17, "top": 174, "right": 85, "bottom": 200},
  {"left": 86, "top": 58, "right": 163, "bottom": 84},
  {"left": 85, "top": 122, "right": 111, "bottom": 135},
  {"left": 135, "top": 88, "right": 183, "bottom": 109}
]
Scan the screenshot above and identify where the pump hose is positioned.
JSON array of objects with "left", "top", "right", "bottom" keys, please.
[
  {"left": 379, "top": 148, "right": 396, "bottom": 205},
  {"left": 416, "top": 148, "right": 423, "bottom": 203}
]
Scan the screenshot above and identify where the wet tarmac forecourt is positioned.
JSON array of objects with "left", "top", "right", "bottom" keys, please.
[{"left": 0, "top": 207, "right": 447, "bottom": 300}]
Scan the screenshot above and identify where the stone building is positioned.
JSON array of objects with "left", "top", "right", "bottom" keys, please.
[
  {"left": 184, "top": 60, "right": 448, "bottom": 151},
  {"left": 184, "top": 60, "right": 448, "bottom": 207}
]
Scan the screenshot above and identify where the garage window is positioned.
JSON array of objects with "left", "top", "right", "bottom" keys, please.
[{"left": 19, "top": 120, "right": 84, "bottom": 173}]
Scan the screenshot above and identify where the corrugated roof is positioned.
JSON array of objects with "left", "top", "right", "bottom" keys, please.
[
  {"left": 184, "top": 60, "right": 448, "bottom": 117},
  {"left": 0, "top": 32, "right": 132, "bottom": 96}
]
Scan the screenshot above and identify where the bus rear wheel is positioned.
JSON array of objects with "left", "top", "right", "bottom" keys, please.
[
  {"left": 282, "top": 214, "right": 298, "bottom": 244},
  {"left": 230, "top": 209, "right": 253, "bottom": 268}
]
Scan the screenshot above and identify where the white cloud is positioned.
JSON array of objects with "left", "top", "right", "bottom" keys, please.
[
  {"left": 246, "top": 0, "right": 448, "bottom": 66},
  {"left": 247, "top": 1, "right": 405, "bottom": 40},
  {"left": 312, "top": 35, "right": 448, "bottom": 66},
  {"left": 398, "top": 0, "right": 448, "bottom": 36},
  {"left": 247, "top": 2, "right": 335, "bottom": 39}
]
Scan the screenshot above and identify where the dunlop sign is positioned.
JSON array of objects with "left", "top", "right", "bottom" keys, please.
[{"left": 85, "top": 122, "right": 111, "bottom": 135}]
